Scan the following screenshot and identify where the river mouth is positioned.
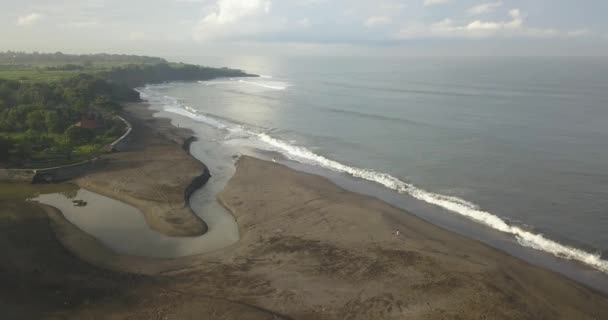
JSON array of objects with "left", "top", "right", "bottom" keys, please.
[
  {"left": 3, "top": 100, "right": 242, "bottom": 259},
  {"left": 34, "top": 187, "right": 238, "bottom": 258}
]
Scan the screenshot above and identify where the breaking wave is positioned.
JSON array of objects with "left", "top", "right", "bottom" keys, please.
[
  {"left": 137, "top": 85, "right": 608, "bottom": 274},
  {"left": 197, "top": 78, "right": 288, "bottom": 90},
  {"left": 237, "top": 80, "right": 288, "bottom": 90}
]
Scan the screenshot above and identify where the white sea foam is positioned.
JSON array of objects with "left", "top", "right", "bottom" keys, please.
[
  {"left": 138, "top": 86, "right": 608, "bottom": 274},
  {"left": 254, "top": 133, "right": 608, "bottom": 273},
  {"left": 199, "top": 81, "right": 235, "bottom": 86},
  {"left": 198, "top": 79, "right": 288, "bottom": 90},
  {"left": 259, "top": 75, "right": 273, "bottom": 78},
  {"left": 237, "top": 80, "right": 287, "bottom": 90}
]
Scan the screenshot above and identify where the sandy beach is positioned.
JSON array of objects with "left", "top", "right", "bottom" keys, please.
[{"left": 2, "top": 103, "right": 608, "bottom": 319}]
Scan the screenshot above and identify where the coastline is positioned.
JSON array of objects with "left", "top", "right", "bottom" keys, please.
[{"left": 2, "top": 100, "right": 608, "bottom": 318}]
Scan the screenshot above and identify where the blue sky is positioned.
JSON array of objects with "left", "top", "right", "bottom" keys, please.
[{"left": 1, "top": 0, "right": 607, "bottom": 56}]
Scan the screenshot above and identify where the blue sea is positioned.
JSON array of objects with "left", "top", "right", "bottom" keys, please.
[{"left": 138, "top": 56, "right": 608, "bottom": 279}]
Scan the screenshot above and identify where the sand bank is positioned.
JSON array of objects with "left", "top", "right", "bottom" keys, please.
[{"left": 74, "top": 103, "right": 209, "bottom": 237}]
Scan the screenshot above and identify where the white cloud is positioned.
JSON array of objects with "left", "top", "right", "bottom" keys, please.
[
  {"left": 364, "top": 16, "right": 392, "bottom": 28},
  {"left": 566, "top": 29, "right": 590, "bottom": 37},
  {"left": 429, "top": 9, "right": 550, "bottom": 37},
  {"left": 17, "top": 13, "right": 43, "bottom": 26},
  {"left": 297, "top": 18, "right": 311, "bottom": 28},
  {"left": 193, "top": 0, "right": 272, "bottom": 41},
  {"left": 127, "top": 31, "right": 150, "bottom": 41},
  {"left": 63, "top": 20, "right": 100, "bottom": 28},
  {"left": 424, "top": 0, "right": 450, "bottom": 7},
  {"left": 398, "top": 8, "right": 587, "bottom": 39},
  {"left": 468, "top": 2, "right": 503, "bottom": 15},
  {"left": 202, "top": 0, "right": 270, "bottom": 25}
]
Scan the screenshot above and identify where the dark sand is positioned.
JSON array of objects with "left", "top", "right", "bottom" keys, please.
[{"left": 1, "top": 103, "right": 607, "bottom": 319}]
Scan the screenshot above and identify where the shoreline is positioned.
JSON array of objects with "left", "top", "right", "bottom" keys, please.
[
  {"left": 2, "top": 98, "right": 608, "bottom": 318},
  {"left": 136, "top": 81, "right": 608, "bottom": 277}
]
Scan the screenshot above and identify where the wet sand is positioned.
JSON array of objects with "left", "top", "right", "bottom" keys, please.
[
  {"left": 2, "top": 103, "right": 608, "bottom": 319},
  {"left": 212, "top": 156, "right": 608, "bottom": 319}
]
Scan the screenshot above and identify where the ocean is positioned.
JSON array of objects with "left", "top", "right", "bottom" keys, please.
[{"left": 138, "top": 56, "right": 608, "bottom": 277}]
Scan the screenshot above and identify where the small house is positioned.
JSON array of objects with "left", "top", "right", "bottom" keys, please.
[{"left": 75, "top": 120, "right": 100, "bottom": 129}]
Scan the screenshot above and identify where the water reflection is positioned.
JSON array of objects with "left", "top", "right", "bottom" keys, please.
[{"left": 35, "top": 188, "right": 239, "bottom": 258}]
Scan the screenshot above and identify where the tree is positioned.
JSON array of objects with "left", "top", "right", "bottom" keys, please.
[
  {"left": 0, "top": 113, "right": 9, "bottom": 132},
  {"left": 26, "top": 110, "right": 47, "bottom": 132},
  {"left": 52, "top": 141, "right": 74, "bottom": 161},
  {"left": 65, "top": 126, "right": 94, "bottom": 145},
  {"left": 0, "top": 137, "right": 11, "bottom": 162},
  {"left": 6, "top": 105, "right": 36, "bottom": 131},
  {"left": 45, "top": 111, "right": 64, "bottom": 133},
  {"left": 13, "top": 140, "right": 32, "bottom": 163},
  {"left": 93, "top": 95, "right": 121, "bottom": 113}
]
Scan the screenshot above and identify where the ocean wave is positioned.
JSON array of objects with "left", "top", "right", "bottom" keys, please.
[
  {"left": 254, "top": 133, "right": 608, "bottom": 273},
  {"left": 326, "top": 108, "right": 431, "bottom": 127},
  {"left": 198, "top": 79, "right": 288, "bottom": 90},
  {"left": 199, "top": 81, "right": 235, "bottom": 86},
  {"left": 237, "top": 80, "right": 288, "bottom": 90},
  {"left": 321, "top": 80, "right": 500, "bottom": 98},
  {"left": 143, "top": 84, "right": 175, "bottom": 89},
  {"left": 138, "top": 86, "right": 608, "bottom": 274}
]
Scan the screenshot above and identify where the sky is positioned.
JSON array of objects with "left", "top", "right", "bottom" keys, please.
[{"left": 1, "top": 0, "right": 608, "bottom": 57}]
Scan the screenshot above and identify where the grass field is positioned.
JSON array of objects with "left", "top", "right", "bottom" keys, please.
[
  {"left": 0, "top": 69, "right": 81, "bottom": 82},
  {"left": 0, "top": 59, "right": 157, "bottom": 83}
]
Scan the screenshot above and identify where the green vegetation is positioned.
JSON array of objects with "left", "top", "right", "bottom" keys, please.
[
  {"left": 0, "top": 51, "right": 253, "bottom": 168},
  {"left": 0, "top": 51, "right": 251, "bottom": 84},
  {"left": 0, "top": 74, "right": 134, "bottom": 168},
  {"left": 0, "top": 68, "right": 81, "bottom": 82},
  {"left": 0, "top": 51, "right": 166, "bottom": 66},
  {"left": 0, "top": 51, "right": 168, "bottom": 83},
  {"left": 103, "top": 62, "right": 254, "bottom": 87},
  {"left": 0, "top": 53, "right": 144, "bottom": 167}
]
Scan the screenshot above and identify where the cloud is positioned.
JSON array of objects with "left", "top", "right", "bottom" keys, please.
[
  {"left": 428, "top": 9, "right": 557, "bottom": 37},
  {"left": 127, "top": 31, "right": 150, "bottom": 41},
  {"left": 17, "top": 13, "right": 43, "bottom": 26},
  {"left": 364, "top": 16, "right": 392, "bottom": 28},
  {"left": 63, "top": 20, "right": 100, "bottom": 28},
  {"left": 424, "top": 0, "right": 450, "bottom": 7},
  {"left": 398, "top": 8, "right": 587, "bottom": 39},
  {"left": 297, "top": 18, "right": 311, "bottom": 28},
  {"left": 193, "top": 0, "right": 272, "bottom": 41},
  {"left": 468, "top": 2, "right": 503, "bottom": 15},
  {"left": 566, "top": 29, "right": 590, "bottom": 37}
]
